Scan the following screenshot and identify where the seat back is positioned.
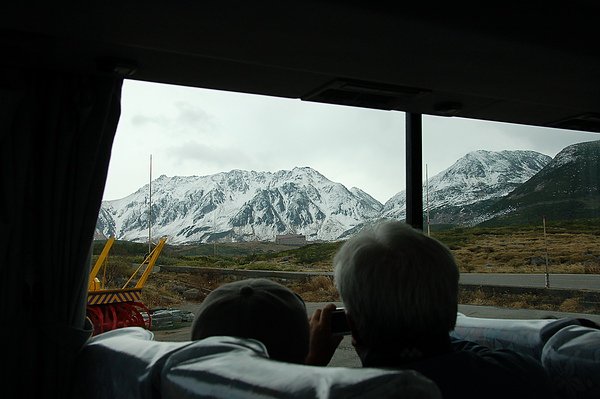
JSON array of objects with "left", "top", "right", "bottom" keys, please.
[
  {"left": 161, "top": 335, "right": 440, "bottom": 399},
  {"left": 541, "top": 325, "right": 600, "bottom": 399},
  {"left": 451, "top": 313, "right": 584, "bottom": 359},
  {"left": 71, "top": 327, "right": 441, "bottom": 399},
  {"left": 452, "top": 314, "right": 600, "bottom": 399},
  {"left": 71, "top": 327, "right": 190, "bottom": 399}
]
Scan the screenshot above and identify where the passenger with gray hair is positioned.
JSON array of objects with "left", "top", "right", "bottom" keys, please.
[{"left": 311, "top": 220, "right": 555, "bottom": 399}]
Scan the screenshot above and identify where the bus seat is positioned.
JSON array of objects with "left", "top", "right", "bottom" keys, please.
[
  {"left": 161, "top": 335, "right": 440, "bottom": 398},
  {"left": 71, "top": 327, "right": 191, "bottom": 399},
  {"left": 71, "top": 327, "right": 441, "bottom": 399},
  {"left": 451, "top": 313, "right": 586, "bottom": 359},
  {"left": 541, "top": 324, "right": 600, "bottom": 399},
  {"left": 451, "top": 314, "right": 600, "bottom": 399}
]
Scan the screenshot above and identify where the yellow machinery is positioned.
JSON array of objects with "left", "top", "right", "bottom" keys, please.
[{"left": 86, "top": 236, "right": 167, "bottom": 335}]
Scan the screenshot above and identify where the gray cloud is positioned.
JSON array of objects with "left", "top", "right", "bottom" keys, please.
[
  {"left": 131, "top": 114, "right": 169, "bottom": 126},
  {"left": 105, "top": 80, "right": 597, "bottom": 203},
  {"left": 130, "top": 101, "right": 216, "bottom": 135},
  {"left": 173, "top": 101, "right": 216, "bottom": 130},
  {"left": 165, "top": 140, "right": 254, "bottom": 170}
]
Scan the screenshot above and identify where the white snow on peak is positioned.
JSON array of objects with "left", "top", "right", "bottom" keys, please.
[
  {"left": 382, "top": 149, "right": 551, "bottom": 218},
  {"left": 98, "top": 149, "right": 556, "bottom": 243},
  {"left": 99, "top": 166, "right": 382, "bottom": 244}
]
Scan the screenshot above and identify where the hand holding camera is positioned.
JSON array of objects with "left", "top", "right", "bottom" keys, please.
[
  {"left": 305, "top": 303, "right": 346, "bottom": 366},
  {"left": 330, "top": 307, "right": 351, "bottom": 336}
]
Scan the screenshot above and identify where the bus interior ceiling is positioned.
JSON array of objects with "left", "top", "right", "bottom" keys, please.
[
  {"left": 1, "top": 2, "right": 600, "bottom": 398},
  {"left": 2, "top": 2, "right": 600, "bottom": 133}
]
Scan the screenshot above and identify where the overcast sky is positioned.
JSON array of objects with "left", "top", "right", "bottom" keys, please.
[{"left": 103, "top": 79, "right": 599, "bottom": 204}]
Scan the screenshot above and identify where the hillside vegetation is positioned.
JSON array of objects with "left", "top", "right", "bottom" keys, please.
[
  {"left": 433, "top": 218, "right": 600, "bottom": 274},
  {"left": 93, "top": 240, "right": 343, "bottom": 273},
  {"left": 94, "top": 218, "right": 600, "bottom": 275},
  {"left": 91, "top": 220, "right": 600, "bottom": 313}
]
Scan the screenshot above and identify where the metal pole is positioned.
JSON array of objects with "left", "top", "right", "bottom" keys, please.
[
  {"left": 406, "top": 113, "right": 423, "bottom": 230},
  {"left": 426, "top": 163, "right": 430, "bottom": 236},
  {"left": 543, "top": 216, "right": 550, "bottom": 288},
  {"left": 213, "top": 211, "right": 217, "bottom": 256},
  {"left": 149, "top": 154, "right": 152, "bottom": 255}
]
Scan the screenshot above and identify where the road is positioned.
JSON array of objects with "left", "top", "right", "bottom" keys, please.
[
  {"left": 460, "top": 273, "right": 600, "bottom": 291},
  {"left": 160, "top": 266, "right": 600, "bottom": 291}
]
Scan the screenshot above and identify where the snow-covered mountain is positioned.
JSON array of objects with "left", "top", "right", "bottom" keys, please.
[
  {"left": 480, "top": 140, "right": 600, "bottom": 225},
  {"left": 97, "top": 149, "right": 554, "bottom": 243},
  {"left": 381, "top": 150, "right": 552, "bottom": 223},
  {"left": 97, "top": 167, "right": 384, "bottom": 244}
]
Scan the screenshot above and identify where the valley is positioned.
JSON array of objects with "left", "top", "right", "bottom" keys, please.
[{"left": 94, "top": 220, "right": 600, "bottom": 315}]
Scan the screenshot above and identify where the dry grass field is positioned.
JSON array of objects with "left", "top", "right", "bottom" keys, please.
[
  {"left": 100, "top": 221, "right": 600, "bottom": 315},
  {"left": 433, "top": 226, "right": 600, "bottom": 274},
  {"left": 142, "top": 271, "right": 600, "bottom": 316},
  {"left": 142, "top": 273, "right": 341, "bottom": 309}
]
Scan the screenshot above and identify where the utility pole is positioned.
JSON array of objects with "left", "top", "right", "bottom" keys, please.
[
  {"left": 148, "top": 154, "right": 152, "bottom": 256},
  {"left": 213, "top": 209, "right": 217, "bottom": 256},
  {"left": 543, "top": 215, "right": 550, "bottom": 288},
  {"left": 426, "top": 163, "right": 431, "bottom": 236}
]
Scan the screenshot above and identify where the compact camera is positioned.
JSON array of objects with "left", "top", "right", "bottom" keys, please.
[{"left": 330, "top": 307, "right": 351, "bottom": 336}]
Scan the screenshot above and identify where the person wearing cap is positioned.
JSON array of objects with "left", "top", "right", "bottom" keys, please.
[
  {"left": 191, "top": 277, "right": 340, "bottom": 365},
  {"left": 310, "top": 220, "right": 555, "bottom": 399}
]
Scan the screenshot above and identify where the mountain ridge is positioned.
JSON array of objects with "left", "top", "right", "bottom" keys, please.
[
  {"left": 98, "top": 166, "right": 383, "bottom": 243},
  {"left": 97, "top": 142, "right": 599, "bottom": 243},
  {"left": 380, "top": 149, "right": 551, "bottom": 224},
  {"left": 480, "top": 140, "right": 600, "bottom": 225}
]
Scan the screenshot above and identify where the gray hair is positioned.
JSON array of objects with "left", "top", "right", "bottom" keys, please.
[{"left": 333, "top": 221, "right": 459, "bottom": 347}]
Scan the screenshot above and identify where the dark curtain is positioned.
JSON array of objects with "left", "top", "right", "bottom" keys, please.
[{"left": 0, "top": 68, "right": 122, "bottom": 398}]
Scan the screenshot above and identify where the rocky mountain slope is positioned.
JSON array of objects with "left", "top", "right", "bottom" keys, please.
[
  {"left": 481, "top": 140, "right": 600, "bottom": 225},
  {"left": 97, "top": 167, "right": 383, "bottom": 243},
  {"left": 97, "top": 142, "right": 599, "bottom": 243},
  {"left": 381, "top": 150, "right": 551, "bottom": 224}
]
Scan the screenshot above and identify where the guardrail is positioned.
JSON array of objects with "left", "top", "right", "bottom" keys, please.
[
  {"left": 158, "top": 265, "right": 600, "bottom": 311},
  {"left": 158, "top": 265, "right": 331, "bottom": 280}
]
